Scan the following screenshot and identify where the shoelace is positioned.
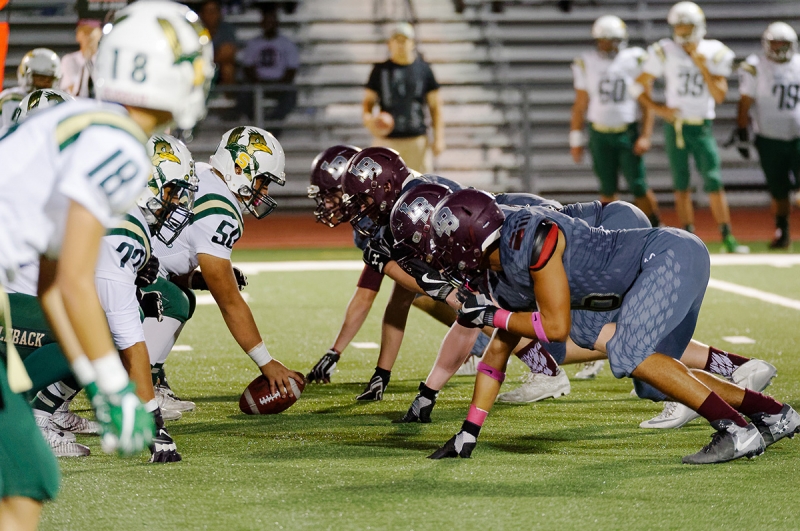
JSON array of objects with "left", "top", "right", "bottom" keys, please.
[
  {"left": 701, "top": 428, "right": 728, "bottom": 454},
  {"left": 654, "top": 402, "right": 679, "bottom": 420}
]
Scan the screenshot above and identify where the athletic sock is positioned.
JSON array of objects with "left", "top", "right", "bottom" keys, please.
[
  {"left": 516, "top": 340, "right": 559, "bottom": 376},
  {"left": 703, "top": 346, "right": 749, "bottom": 378},
  {"left": 419, "top": 382, "right": 439, "bottom": 400},
  {"left": 151, "top": 363, "right": 164, "bottom": 386},
  {"left": 143, "top": 316, "right": 184, "bottom": 366},
  {"left": 697, "top": 392, "right": 748, "bottom": 428},
  {"left": 776, "top": 214, "right": 789, "bottom": 234},
  {"left": 737, "top": 389, "right": 783, "bottom": 416},
  {"left": 720, "top": 223, "right": 732, "bottom": 239},
  {"left": 31, "top": 377, "right": 81, "bottom": 415},
  {"left": 684, "top": 224, "right": 695, "bottom": 233}
]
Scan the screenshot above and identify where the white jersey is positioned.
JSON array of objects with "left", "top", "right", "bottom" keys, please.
[
  {"left": 153, "top": 162, "right": 245, "bottom": 277},
  {"left": 572, "top": 47, "right": 648, "bottom": 127},
  {"left": 5, "top": 262, "right": 39, "bottom": 296},
  {"left": 0, "top": 86, "right": 26, "bottom": 128},
  {"left": 739, "top": 53, "right": 800, "bottom": 141},
  {"left": 642, "top": 38, "right": 735, "bottom": 120},
  {"left": 0, "top": 98, "right": 150, "bottom": 286},
  {"left": 95, "top": 206, "right": 152, "bottom": 284}
]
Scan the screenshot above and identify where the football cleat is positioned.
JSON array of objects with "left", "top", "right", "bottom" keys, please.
[
  {"left": 722, "top": 235, "right": 750, "bottom": 254},
  {"left": 455, "top": 355, "right": 478, "bottom": 377},
  {"left": 156, "top": 385, "right": 196, "bottom": 412},
  {"left": 731, "top": 359, "right": 777, "bottom": 392},
  {"left": 750, "top": 404, "right": 800, "bottom": 447},
  {"left": 682, "top": 420, "right": 765, "bottom": 465},
  {"left": 355, "top": 371, "right": 389, "bottom": 401},
  {"left": 51, "top": 401, "right": 101, "bottom": 435},
  {"left": 35, "top": 414, "right": 90, "bottom": 457},
  {"left": 496, "top": 368, "right": 570, "bottom": 404},
  {"left": 394, "top": 393, "right": 435, "bottom": 424},
  {"left": 306, "top": 349, "right": 340, "bottom": 383},
  {"left": 640, "top": 401, "right": 700, "bottom": 429},
  {"left": 769, "top": 229, "right": 790, "bottom": 250},
  {"left": 428, "top": 430, "right": 477, "bottom": 459},
  {"left": 574, "top": 360, "right": 605, "bottom": 380}
]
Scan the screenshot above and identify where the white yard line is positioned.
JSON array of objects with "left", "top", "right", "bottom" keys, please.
[
  {"left": 709, "top": 254, "right": 800, "bottom": 267},
  {"left": 707, "top": 278, "right": 800, "bottom": 311}
]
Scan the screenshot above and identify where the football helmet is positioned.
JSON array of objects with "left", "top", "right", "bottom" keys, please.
[
  {"left": 11, "top": 88, "right": 74, "bottom": 124},
  {"left": 139, "top": 134, "right": 199, "bottom": 245},
  {"left": 763, "top": 22, "right": 798, "bottom": 63},
  {"left": 429, "top": 189, "right": 505, "bottom": 284},
  {"left": 94, "top": 0, "right": 212, "bottom": 130},
  {"left": 308, "top": 144, "right": 361, "bottom": 227},
  {"left": 592, "top": 15, "right": 627, "bottom": 42},
  {"left": 668, "top": 1, "right": 706, "bottom": 45},
  {"left": 341, "top": 147, "right": 412, "bottom": 236},
  {"left": 209, "top": 126, "right": 285, "bottom": 219},
  {"left": 17, "top": 48, "right": 61, "bottom": 92},
  {"left": 390, "top": 183, "right": 452, "bottom": 264}
]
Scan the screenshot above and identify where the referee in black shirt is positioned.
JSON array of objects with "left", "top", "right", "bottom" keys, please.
[{"left": 362, "top": 22, "right": 445, "bottom": 173}]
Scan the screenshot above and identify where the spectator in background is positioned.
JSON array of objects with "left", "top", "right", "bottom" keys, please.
[
  {"left": 59, "top": 19, "right": 101, "bottom": 97},
  {"left": 363, "top": 22, "right": 444, "bottom": 174},
  {"left": 198, "top": 0, "right": 237, "bottom": 86},
  {"left": 239, "top": 5, "right": 299, "bottom": 126}
]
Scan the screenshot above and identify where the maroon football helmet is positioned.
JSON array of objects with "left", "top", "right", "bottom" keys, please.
[
  {"left": 341, "top": 147, "right": 412, "bottom": 235},
  {"left": 389, "top": 183, "right": 452, "bottom": 264},
  {"left": 308, "top": 145, "right": 361, "bottom": 227},
  {"left": 429, "top": 189, "right": 505, "bottom": 284}
]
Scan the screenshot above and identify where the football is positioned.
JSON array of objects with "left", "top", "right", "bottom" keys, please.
[{"left": 239, "top": 376, "right": 305, "bottom": 415}]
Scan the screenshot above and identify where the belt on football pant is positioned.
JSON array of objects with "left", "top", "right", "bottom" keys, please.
[
  {"left": 591, "top": 123, "right": 630, "bottom": 134},
  {"left": 674, "top": 117, "right": 705, "bottom": 149}
]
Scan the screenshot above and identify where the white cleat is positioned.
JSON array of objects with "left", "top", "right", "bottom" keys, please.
[
  {"left": 51, "top": 402, "right": 100, "bottom": 435},
  {"left": 639, "top": 401, "right": 700, "bottom": 429},
  {"left": 574, "top": 360, "right": 605, "bottom": 380},
  {"left": 160, "top": 407, "right": 182, "bottom": 421},
  {"left": 496, "top": 368, "right": 570, "bottom": 404},
  {"left": 34, "top": 414, "right": 90, "bottom": 457},
  {"left": 156, "top": 386, "right": 195, "bottom": 413},
  {"left": 731, "top": 359, "right": 777, "bottom": 392},
  {"left": 455, "top": 356, "right": 478, "bottom": 377}
]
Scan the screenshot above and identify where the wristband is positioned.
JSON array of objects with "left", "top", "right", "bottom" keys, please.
[
  {"left": 492, "top": 308, "right": 512, "bottom": 330},
  {"left": 569, "top": 130, "right": 585, "bottom": 148},
  {"left": 93, "top": 352, "right": 130, "bottom": 394},
  {"left": 71, "top": 355, "right": 97, "bottom": 388},
  {"left": 531, "top": 312, "right": 549, "bottom": 343},
  {"left": 477, "top": 361, "right": 505, "bottom": 383},
  {"left": 247, "top": 342, "right": 273, "bottom": 367}
]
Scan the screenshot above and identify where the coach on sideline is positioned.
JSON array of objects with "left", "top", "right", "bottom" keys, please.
[{"left": 362, "top": 22, "right": 444, "bottom": 173}]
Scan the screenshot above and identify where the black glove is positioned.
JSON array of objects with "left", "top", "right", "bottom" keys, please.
[
  {"left": 306, "top": 349, "right": 340, "bottom": 383},
  {"left": 137, "top": 289, "right": 163, "bottom": 321},
  {"left": 428, "top": 421, "right": 480, "bottom": 459},
  {"left": 393, "top": 382, "right": 437, "bottom": 423},
  {"left": 149, "top": 410, "right": 182, "bottom": 463},
  {"left": 457, "top": 293, "right": 499, "bottom": 328},
  {"left": 189, "top": 269, "right": 208, "bottom": 290},
  {"left": 725, "top": 127, "right": 750, "bottom": 159},
  {"left": 406, "top": 259, "right": 456, "bottom": 302},
  {"left": 135, "top": 256, "right": 160, "bottom": 288},
  {"left": 363, "top": 237, "right": 392, "bottom": 274},
  {"left": 233, "top": 267, "right": 248, "bottom": 291}
]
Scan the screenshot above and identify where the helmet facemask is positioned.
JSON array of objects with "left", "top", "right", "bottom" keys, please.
[
  {"left": 765, "top": 39, "right": 797, "bottom": 62},
  {"left": 144, "top": 178, "right": 198, "bottom": 246},
  {"left": 344, "top": 193, "right": 381, "bottom": 238},
  {"left": 309, "top": 185, "right": 348, "bottom": 227},
  {"left": 237, "top": 171, "right": 282, "bottom": 219}
]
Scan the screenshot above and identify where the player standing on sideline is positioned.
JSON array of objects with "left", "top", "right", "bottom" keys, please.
[
  {"left": 736, "top": 22, "right": 800, "bottom": 249},
  {"left": 632, "top": 1, "right": 748, "bottom": 253},
  {"left": 570, "top": 15, "right": 661, "bottom": 228},
  {"left": 0, "top": 48, "right": 61, "bottom": 127},
  {"left": 0, "top": 3, "right": 210, "bottom": 527}
]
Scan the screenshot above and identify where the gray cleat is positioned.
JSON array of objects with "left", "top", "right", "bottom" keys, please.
[
  {"left": 682, "top": 419, "right": 765, "bottom": 465},
  {"left": 750, "top": 404, "right": 800, "bottom": 447}
]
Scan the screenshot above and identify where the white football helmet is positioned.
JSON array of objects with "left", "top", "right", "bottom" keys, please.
[
  {"left": 209, "top": 126, "right": 286, "bottom": 219},
  {"left": 11, "top": 88, "right": 74, "bottom": 124},
  {"left": 17, "top": 48, "right": 61, "bottom": 92},
  {"left": 139, "top": 134, "right": 198, "bottom": 245},
  {"left": 668, "top": 2, "right": 706, "bottom": 44},
  {"left": 592, "top": 15, "right": 628, "bottom": 54},
  {"left": 94, "top": 1, "right": 212, "bottom": 131},
  {"left": 763, "top": 22, "right": 798, "bottom": 63}
]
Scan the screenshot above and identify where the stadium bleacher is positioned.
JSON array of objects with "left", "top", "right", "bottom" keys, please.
[{"left": 6, "top": 0, "right": 800, "bottom": 206}]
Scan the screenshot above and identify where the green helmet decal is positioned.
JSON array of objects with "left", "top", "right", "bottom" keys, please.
[
  {"left": 149, "top": 136, "right": 182, "bottom": 195},
  {"left": 224, "top": 126, "right": 273, "bottom": 178}
]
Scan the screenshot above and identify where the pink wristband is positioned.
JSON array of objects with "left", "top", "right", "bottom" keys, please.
[
  {"left": 466, "top": 404, "right": 489, "bottom": 426},
  {"left": 531, "top": 312, "right": 549, "bottom": 343},
  {"left": 477, "top": 361, "right": 505, "bottom": 383},
  {"left": 493, "top": 308, "right": 512, "bottom": 330}
]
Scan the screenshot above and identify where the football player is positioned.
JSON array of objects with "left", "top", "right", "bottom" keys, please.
[
  {"left": 427, "top": 191, "right": 798, "bottom": 464},
  {"left": 0, "top": 3, "right": 210, "bottom": 527},
  {"left": 141, "top": 126, "right": 304, "bottom": 406},
  {"left": 0, "top": 48, "right": 61, "bottom": 128},
  {"left": 736, "top": 22, "right": 800, "bottom": 249},
  {"left": 632, "top": 1, "right": 747, "bottom": 253},
  {"left": 570, "top": 15, "right": 661, "bottom": 227}
]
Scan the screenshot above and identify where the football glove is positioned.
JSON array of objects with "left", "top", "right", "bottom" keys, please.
[
  {"left": 355, "top": 369, "right": 390, "bottom": 401},
  {"left": 137, "top": 289, "right": 163, "bottom": 321},
  {"left": 190, "top": 267, "right": 248, "bottom": 291},
  {"left": 87, "top": 382, "right": 155, "bottom": 457},
  {"left": 363, "top": 237, "right": 393, "bottom": 274},
  {"left": 393, "top": 386, "right": 436, "bottom": 423},
  {"left": 233, "top": 267, "right": 248, "bottom": 290},
  {"left": 725, "top": 127, "right": 750, "bottom": 159},
  {"left": 306, "top": 349, "right": 340, "bottom": 384},
  {"left": 457, "top": 293, "right": 498, "bottom": 328},
  {"left": 406, "top": 259, "right": 455, "bottom": 302},
  {"left": 135, "top": 256, "right": 160, "bottom": 288},
  {"left": 428, "top": 421, "right": 480, "bottom": 459},
  {"left": 149, "top": 408, "right": 182, "bottom": 463}
]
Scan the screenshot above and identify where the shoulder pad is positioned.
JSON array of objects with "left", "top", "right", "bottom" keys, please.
[
  {"left": 529, "top": 220, "right": 559, "bottom": 272},
  {"left": 573, "top": 57, "right": 585, "bottom": 70},
  {"left": 740, "top": 61, "right": 757, "bottom": 76},
  {"left": 651, "top": 42, "right": 667, "bottom": 62},
  {"left": 712, "top": 45, "right": 733, "bottom": 65}
]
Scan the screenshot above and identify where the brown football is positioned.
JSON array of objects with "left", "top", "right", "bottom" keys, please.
[{"left": 239, "top": 376, "right": 305, "bottom": 415}]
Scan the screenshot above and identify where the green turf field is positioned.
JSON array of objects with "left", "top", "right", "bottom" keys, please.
[{"left": 41, "top": 248, "right": 800, "bottom": 531}]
